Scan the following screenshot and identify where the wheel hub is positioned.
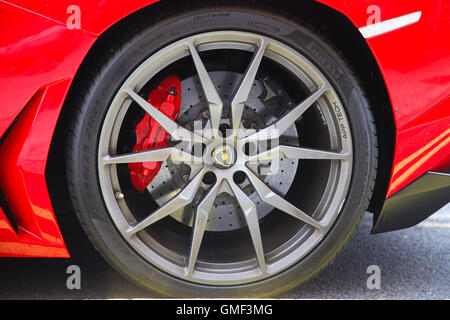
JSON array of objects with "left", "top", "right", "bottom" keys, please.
[{"left": 211, "top": 144, "right": 236, "bottom": 169}]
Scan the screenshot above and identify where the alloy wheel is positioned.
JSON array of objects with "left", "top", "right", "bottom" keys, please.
[{"left": 97, "top": 31, "right": 353, "bottom": 285}]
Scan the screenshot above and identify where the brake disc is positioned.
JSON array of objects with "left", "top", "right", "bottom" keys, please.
[{"left": 147, "top": 71, "right": 299, "bottom": 231}]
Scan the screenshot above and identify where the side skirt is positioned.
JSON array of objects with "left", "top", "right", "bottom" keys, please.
[{"left": 372, "top": 171, "right": 450, "bottom": 234}]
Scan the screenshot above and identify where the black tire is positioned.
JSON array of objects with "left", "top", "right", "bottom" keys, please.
[{"left": 66, "top": 3, "right": 377, "bottom": 297}]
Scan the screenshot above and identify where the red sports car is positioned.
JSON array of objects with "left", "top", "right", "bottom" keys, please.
[{"left": 0, "top": 0, "right": 448, "bottom": 297}]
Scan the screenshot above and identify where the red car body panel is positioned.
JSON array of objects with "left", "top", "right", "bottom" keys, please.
[
  {"left": 0, "top": 79, "right": 72, "bottom": 257},
  {"left": 8, "top": 0, "right": 159, "bottom": 36},
  {"left": 0, "top": 1, "right": 95, "bottom": 256},
  {"left": 0, "top": 1, "right": 96, "bottom": 138},
  {"left": 0, "top": 0, "right": 448, "bottom": 257},
  {"left": 318, "top": 0, "right": 450, "bottom": 196}
]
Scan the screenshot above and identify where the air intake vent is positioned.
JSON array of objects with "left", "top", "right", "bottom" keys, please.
[{"left": 0, "top": 189, "right": 18, "bottom": 232}]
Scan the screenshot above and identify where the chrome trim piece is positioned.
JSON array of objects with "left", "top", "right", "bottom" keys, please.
[{"left": 359, "top": 11, "right": 422, "bottom": 39}]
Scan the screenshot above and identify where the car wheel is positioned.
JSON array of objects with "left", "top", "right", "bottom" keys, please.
[{"left": 66, "top": 4, "right": 377, "bottom": 297}]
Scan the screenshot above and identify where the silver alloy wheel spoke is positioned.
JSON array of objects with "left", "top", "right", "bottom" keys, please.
[
  {"left": 186, "top": 180, "right": 221, "bottom": 276},
  {"left": 187, "top": 41, "right": 223, "bottom": 139},
  {"left": 125, "top": 168, "right": 206, "bottom": 237},
  {"left": 229, "top": 181, "right": 267, "bottom": 274},
  {"left": 122, "top": 87, "right": 208, "bottom": 143},
  {"left": 247, "top": 145, "right": 350, "bottom": 163},
  {"left": 101, "top": 147, "right": 203, "bottom": 166},
  {"left": 231, "top": 38, "right": 268, "bottom": 134},
  {"left": 242, "top": 85, "right": 329, "bottom": 143},
  {"left": 244, "top": 168, "right": 324, "bottom": 232}
]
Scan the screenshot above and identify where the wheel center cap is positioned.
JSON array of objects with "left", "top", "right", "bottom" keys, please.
[{"left": 211, "top": 144, "right": 236, "bottom": 169}]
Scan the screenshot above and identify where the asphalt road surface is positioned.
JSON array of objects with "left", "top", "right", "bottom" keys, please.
[{"left": 0, "top": 204, "right": 448, "bottom": 300}]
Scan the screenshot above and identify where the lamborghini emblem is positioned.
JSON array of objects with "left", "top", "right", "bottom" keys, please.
[{"left": 212, "top": 145, "right": 235, "bottom": 169}]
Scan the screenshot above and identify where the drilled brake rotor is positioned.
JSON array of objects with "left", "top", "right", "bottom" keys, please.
[{"left": 147, "top": 71, "right": 300, "bottom": 232}]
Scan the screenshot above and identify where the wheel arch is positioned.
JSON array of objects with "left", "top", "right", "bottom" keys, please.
[{"left": 46, "top": 0, "right": 395, "bottom": 223}]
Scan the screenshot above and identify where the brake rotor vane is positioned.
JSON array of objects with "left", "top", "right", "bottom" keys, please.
[{"left": 128, "top": 76, "right": 181, "bottom": 193}]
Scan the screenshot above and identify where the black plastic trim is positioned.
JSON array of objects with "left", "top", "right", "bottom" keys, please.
[
  {"left": 372, "top": 171, "right": 450, "bottom": 234},
  {"left": 0, "top": 188, "right": 18, "bottom": 232}
]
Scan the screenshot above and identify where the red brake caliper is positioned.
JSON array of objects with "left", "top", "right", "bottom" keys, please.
[{"left": 128, "top": 75, "right": 181, "bottom": 193}]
